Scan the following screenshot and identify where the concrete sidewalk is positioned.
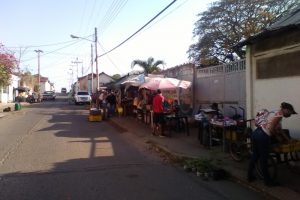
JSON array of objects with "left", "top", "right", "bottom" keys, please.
[
  {"left": 109, "top": 116, "right": 300, "bottom": 200},
  {"left": 0, "top": 102, "right": 29, "bottom": 118}
]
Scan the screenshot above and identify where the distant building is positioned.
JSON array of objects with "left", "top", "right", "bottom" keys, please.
[
  {"left": 77, "top": 72, "right": 115, "bottom": 93},
  {"left": 161, "top": 63, "right": 194, "bottom": 82}
]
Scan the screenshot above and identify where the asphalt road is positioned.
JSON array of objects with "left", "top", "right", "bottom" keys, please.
[{"left": 0, "top": 95, "right": 266, "bottom": 200}]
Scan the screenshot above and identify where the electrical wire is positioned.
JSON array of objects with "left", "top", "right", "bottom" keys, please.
[
  {"left": 7, "top": 40, "right": 78, "bottom": 49},
  {"left": 98, "top": 41, "right": 124, "bottom": 74},
  {"left": 20, "top": 40, "right": 83, "bottom": 63},
  {"left": 84, "top": 0, "right": 98, "bottom": 35},
  {"left": 77, "top": 0, "right": 88, "bottom": 33},
  {"left": 140, "top": 0, "right": 189, "bottom": 33},
  {"left": 99, "top": 0, "right": 128, "bottom": 33},
  {"left": 97, "top": 0, "right": 177, "bottom": 58}
]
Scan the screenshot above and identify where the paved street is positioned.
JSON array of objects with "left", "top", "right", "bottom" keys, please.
[{"left": 0, "top": 98, "right": 266, "bottom": 200}]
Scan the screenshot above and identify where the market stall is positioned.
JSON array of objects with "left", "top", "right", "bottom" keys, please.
[{"left": 138, "top": 76, "right": 192, "bottom": 132}]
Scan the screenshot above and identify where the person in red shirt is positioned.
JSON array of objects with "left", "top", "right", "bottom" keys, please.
[{"left": 152, "top": 89, "right": 165, "bottom": 136}]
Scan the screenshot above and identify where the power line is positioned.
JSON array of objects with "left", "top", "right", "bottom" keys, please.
[
  {"left": 84, "top": 0, "right": 98, "bottom": 35},
  {"left": 20, "top": 40, "right": 83, "bottom": 63},
  {"left": 98, "top": 41, "right": 124, "bottom": 74},
  {"left": 99, "top": 0, "right": 128, "bottom": 33},
  {"left": 98, "top": 0, "right": 177, "bottom": 58},
  {"left": 77, "top": 0, "right": 88, "bottom": 33}
]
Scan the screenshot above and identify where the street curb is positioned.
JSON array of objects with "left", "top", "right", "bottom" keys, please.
[
  {"left": 0, "top": 109, "right": 27, "bottom": 119},
  {"left": 108, "top": 117, "right": 298, "bottom": 200},
  {"left": 146, "top": 139, "right": 280, "bottom": 200}
]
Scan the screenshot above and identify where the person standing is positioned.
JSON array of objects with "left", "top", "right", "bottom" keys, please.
[
  {"left": 247, "top": 102, "right": 297, "bottom": 186},
  {"left": 152, "top": 89, "right": 165, "bottom": 137},
  {"left": 106, "top": 91, "right": 117, "bottom": 118}
]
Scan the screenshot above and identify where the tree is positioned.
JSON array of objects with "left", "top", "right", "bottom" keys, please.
[
  {"left": 19, "top": 70, "right": 39, "bottom": 92},
  {"left": 188, "top": 0, "right": 298, "bottom": 66},
  {"left": 0, "top": 44, "right": 18, "bottom": 86},
  {"left": 131, "top": 57, "right": 165, "bottom": 75},
  {"left": 112, "top": 74, "right": 121, "bottom": 80}
]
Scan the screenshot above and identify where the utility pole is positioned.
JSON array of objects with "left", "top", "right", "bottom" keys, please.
[
  {"left": 69, "top": 64, "right": 76, "bottom": 88},
  {"left": 72, "top": 57, "right": 82, "bottom": 80},
  {"left": 91, "top": 44, "right": 94, "bottom": 94},
  {"left": 95, "top": 27, "right": 99, "bottom": 90},
  {"left": 68, "top": 67, "right": 74, "bottom": 91},
  {"left": 34, "top": 49, "right": 43, "bottom": 92}
]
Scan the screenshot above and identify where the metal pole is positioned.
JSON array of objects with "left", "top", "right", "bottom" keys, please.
[
  {"left": 72, "top": 58, "right": 82, "bottom": 80},
  {"left": 34, "top": 50, "right": 43, "bottom": 92},
  {"left": 76, "top": 57, "right": 79, "bottom": 79},
  {"left": 91, "top": 44, "right": 94, "bottom": 93},
  {"left": 95, "top": 27, "right": 99, "bottom": 90}
]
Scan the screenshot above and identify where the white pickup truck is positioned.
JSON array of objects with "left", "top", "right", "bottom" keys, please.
[{"left": 74, "top": 91, "right": 91, "bottom": 105}]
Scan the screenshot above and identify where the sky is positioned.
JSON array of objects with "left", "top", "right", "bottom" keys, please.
[{"left": 0, "top": 0, "right": 214, "bottom": 91}]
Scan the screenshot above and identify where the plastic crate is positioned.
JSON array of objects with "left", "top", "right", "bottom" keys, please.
[
  {"left": 225, "top": 129, "right": 243, "bottom": 142},
  {"left": 272, "top": 144, "right": 291, "bottom": 153},
  {"left": 90, "top": 109, "right": 101, "bottom": 116},
  {"left": 88, "top": 114, "right": 102, "bottom": 122},
  {"left": 272, "top": 140, "right": 300, "bottom": 153}
]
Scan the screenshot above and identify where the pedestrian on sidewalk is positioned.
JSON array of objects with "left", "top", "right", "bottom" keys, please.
[
  {"left": 247, "top": 102, "right": 297, "bottom": 187},
  {"left": 152, "top": 89, "right": 166, "bottom": 137}
]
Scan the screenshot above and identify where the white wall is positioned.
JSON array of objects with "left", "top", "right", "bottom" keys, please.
[
  {"left": 0, "top": 74, "right": 20, "bottom": 103},
  {"left": 9, "top": 74, "right": 20, "bottom": 102},
  {"left": 247, "top": 45, "right": 300, "bottom": 138}
]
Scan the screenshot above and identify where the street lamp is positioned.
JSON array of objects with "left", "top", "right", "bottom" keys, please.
[
  {"left": 34, "top": 49, "right": 43, "bottom": 92},
  {"left": 70, "top": 27, "right": 99, "bottom": 92}
]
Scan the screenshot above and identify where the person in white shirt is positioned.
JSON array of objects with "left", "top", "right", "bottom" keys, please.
[{"left": 247, "top": 102, "right": 297, "bottom": 187}]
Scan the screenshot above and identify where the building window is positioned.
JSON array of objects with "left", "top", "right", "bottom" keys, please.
[{"left": 256, "top": 51, "right": 300, "bottom": 79}]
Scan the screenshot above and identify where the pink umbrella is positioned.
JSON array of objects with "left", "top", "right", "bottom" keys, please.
[{"left": 139, "top": 77, "right": 191, "bottom": 90}]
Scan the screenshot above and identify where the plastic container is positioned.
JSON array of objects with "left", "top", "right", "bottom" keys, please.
[
  {"left": 15, "top": 103, "right": 21, "bottom": 111},
  {"left": 88, "top": 114, "right": 102, "bottom": 122}
]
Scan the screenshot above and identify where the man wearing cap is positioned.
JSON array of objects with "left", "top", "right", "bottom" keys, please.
[{"left": 248, "top": 102, "right": 297, "bottom": 187}]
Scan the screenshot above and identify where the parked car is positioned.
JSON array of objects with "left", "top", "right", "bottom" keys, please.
[
  {"left": 61, "top": 88, "right": 67, "bottom": 93},
  {"left": 26, "top": 92, "right": 43, "bottom": 103},
  {"left": 74, "top": 91, "right": 91, "bottom": 105},
  {"left": 42, "top": 91, "right": 56, "bottom": 100}
]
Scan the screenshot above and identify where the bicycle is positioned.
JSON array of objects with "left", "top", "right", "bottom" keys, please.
[
  {"left": 229, "top": 119, "right": 278, "bottom": 181},
  {"left": 227, "top": 106, "right": 254, "bottom": 161},
  {"left": 229, "top": 119, "right": 254, "bottom": 162}
]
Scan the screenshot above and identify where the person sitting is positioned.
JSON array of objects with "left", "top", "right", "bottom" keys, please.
[
  {"left": 210, "top": 102, "right": 223, "bottom": 119},
  {"left": 173, "top": 99, "right": 180, "bottom": 116}
]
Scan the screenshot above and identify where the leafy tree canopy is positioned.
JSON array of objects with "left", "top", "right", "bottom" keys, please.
[
  {"left": 188, "top": 0, "right": 298, "bottom": 66},
  {"left": 0, "top": 43, "right": 18, "bottom": 86},
  {"left": 19, "top": 69, "right": 39, "bottom": 91},
  {"left": 112, "top": 74, "right": 121, "bottom": 80},
  {"left": 131, "top": 57, "right": 165, "bottom": 75}
]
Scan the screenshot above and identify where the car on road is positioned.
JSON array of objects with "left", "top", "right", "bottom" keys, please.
[
  {"left": 74, "top": 91, "right": 91, "bottom": 105},
  {"left": 61, "top": 88, "right": 67, "bottom": 93},
  {"left": 42, "top": 91, "right": 56, "bottom": 101},
  {"left": 26, "top": 92, "right": 43, "bottom": 103}
]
